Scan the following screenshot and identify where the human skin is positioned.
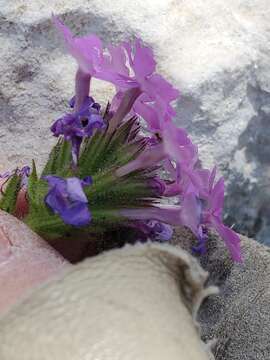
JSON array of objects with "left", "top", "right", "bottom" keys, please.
[
  {"left": 0, "top": 210, "right": 69, "bottom": 315},
  {"left": 0, "top": 174, "right": 71, "bottom": 314},
  {"left": 0, "top": 180, "right": 104, "bottom": 314}
]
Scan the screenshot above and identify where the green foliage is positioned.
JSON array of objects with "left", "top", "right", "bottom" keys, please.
[
  {"left": 26, "top": 160, "right": 69, "bottom": 239},
  {"left": 41, "top": 139, "right": 72, "bottom": 177},
  {"left": 0, "top": 172, "right": 22, "bottom": 214},
  {"left": 78, "top": 117, "right": 140, "bottom": 176},
  {"left": 20, "top": 116, "right": 160, "bottom": 241}
]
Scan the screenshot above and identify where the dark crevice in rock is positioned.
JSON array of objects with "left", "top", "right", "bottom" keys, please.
[
  {"left": 0, "top": 92, "right": 17, "bottom": 126},
  {"left": 225, "top": 82, "right": 270, "bottom": 244},
  {"left": 176, "top": 93, "right": 217, "bottom": 137},
  {"left": 13, "top": 63, "right": 36, "bottom": 83},
  {"left": 239, "top": 83, "right": 270, "bottom": 165}
]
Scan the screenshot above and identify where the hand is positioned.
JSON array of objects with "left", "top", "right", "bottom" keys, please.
[{"left": 0, "top": 210, "right": 68, "bottom": 315}]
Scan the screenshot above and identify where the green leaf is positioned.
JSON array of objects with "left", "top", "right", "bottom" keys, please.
[
  {"left": 23, "top": 113, "right": 162, "bottom": 242},
  {"left": 91, "top": 208, "right": 126, "bottom": 228},
  {"left": 27, "top": 160, "right": 39, "bottom": 211},
  {"left": 0, "top": 172, "right": 21, "bottom": 214},
  {"left": 41, "top": 138, "right": 72, "bottom": 177},
  {"left": 26, "top": 209, "right": 70, "bottom": 240},
  {"left": 78, "top": 117, "right": 140, "bottom": 177},
  {"left": 78, "top": 132, "right": 108, "bottom": 177}
]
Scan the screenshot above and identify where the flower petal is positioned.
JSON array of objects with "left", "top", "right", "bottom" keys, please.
[
  {"left": 179, "top": 193, "right": 202, "bottom": 236},
  {"left": 66, "top": 177, "right": 88, "bottom": 203},
  {"left": 211, "top": 216, "right": 242, "bottom": 262},
  {"left": 120, "top": 205, "right": 181, "bottom": 225},
  {"left": 53, "top": 15, "right": 103, "bottom": 74},
  {"left": 60, "top": 202, "right": 91, "bottom": 227},
  {"left": 210, "top": 177, "right": 225, "bottom": 218},
  {"left": 44, "top": 175, "right": 92, "bottom": 227},
  {"left": 133, "top": 38, "right": 156, "bottom": 78}
]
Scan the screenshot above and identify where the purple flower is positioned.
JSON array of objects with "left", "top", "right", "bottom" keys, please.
[
  {"left": 116, "top": 142, "right": 166, "bottom": 177},
  {"left": 53, "top": 16, "right": 127, "bottom": 112},
  {"left": 115, "top": 121, "right": 192, "bottom": 178},
  {"left": 121, "top": 40, "right": 179, "bottom": 126},
  {"left": 176, "top": 172, "right": 242, "bottom": 262},
  {"left": 0, "top": 166, "right": 30, "bottom": 193},
  {"left": 18, "top": 166, "right": 31, "bottom": 187},
  {"left": 53, "top": 16, "right": 101, "bottom": 115},
  {"left": 158, "top": 120, "right": 202, "bottom": 195},
  {"left": 133, "top": 220, "right": 173, "bottom": 242},
  {"left": 161, "top": 120, "right": 196, "bottom": 166},
  {"left": 51, "top": 96, "right": 105, "bottom": 164},
  {"left": 202, "top": 174, "right": 242, "bottom": 262},
  {"left": 192, "top": 227, "right": 208, "bottom": 255},
  {"left": 43, "top": 175, "right": 92, "bottom": 227},
  {"left": 0, "top": 166, "right": 30, "bottom": 181},
  {"left": 53, "top": 15, "right": 103, "bottom": 76},
  {"left": 120, "top": 176, "right": 242, "bottom": 262},
  {"left": 108, "top": 39, "right": 179, "bottom": 132},
  {"left": 53, "top": 17, "right": 179, "bottom": 132},
  {"left": 178, "top": 192, "right": 203, "bottom": 235},
  {"left": 120, "top": 205, "right": 182, "bottom": 225},
  {"left": 148, "top": 177, "right": 166, "bottom": 196},
  {"left": 52, "top": 16, "right": 241, "bottom": 262}
]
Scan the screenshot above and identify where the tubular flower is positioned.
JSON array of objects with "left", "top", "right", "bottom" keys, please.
[
  {"left": 133, "top": 220, "right": 173, "bottom": 242},
  {"left": 53, "top": 17, "right": 242, "bottom": 261},
  {"left": 108, "top": 39, "right": 179, "bottom": 131},
  {"left": 53, "top": 16, "right": 133, "bottom": 112},
  {"left": 0, "top": 166, "right": 30, "bottom": 193},
  {"left": 51, "top": 96, "right": 105, "bottom": 164},
  {"left": 53, "top": 16, "right": 102, "bottom": 113},
  {"left": 122, "top": 40, "right": 179, "bottom": 123},
  {"left": 201, "top": 174, "right": 242, "bottom": 262},
  {"left": 175, "top": 171, "right": 242, "bottom": 262},
  {"left": 53, "top": 17, "right": 179, "bottom": 132},
  {"left": 0, "top": 17, "right": 242, "bottom": 263},
  {"left": 43, "top": 175, "right": 92, "bottom": 227},
  {"left": 115, "top": 120, "right": 193, "bottom": 179},
  {"left": 53, "top": 15, "right": 103, "bottom": 76}
]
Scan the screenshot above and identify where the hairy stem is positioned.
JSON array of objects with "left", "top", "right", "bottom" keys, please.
[{"left": 74, "top": 68, "right": 91, "bottom": 112}]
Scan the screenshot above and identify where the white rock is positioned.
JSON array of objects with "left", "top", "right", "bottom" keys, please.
[{"left": 0, "top": 0, "right": 269, "bottom": 242}]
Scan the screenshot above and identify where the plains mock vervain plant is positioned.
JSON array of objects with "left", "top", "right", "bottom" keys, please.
[{"left": 0, "top": 16, "right": 241, "bottom": 262}]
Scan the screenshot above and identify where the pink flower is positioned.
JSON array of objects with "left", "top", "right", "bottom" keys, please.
[
  {"left": 111, "top": 39, "right": 179, "bottom": 131},
  {"left": 53, "top": 17, "right": 130, "bottom": 111},
  {"left": 202, "top": 175, "right": 242, "bottom": 262},
  {"left": 119, "top": 205, "right": 182, "bottom": 225},
  {"left": 180, "top": 170, "right": 242, "bottom": 262},
  {"left": 53, "top": 16, "right": 179, "bottom": 131},
  {"left": 53, "top": 15, "right": 103, "bottom": 75},
  {"left": 53, "top": 16, "right": 104, "bottom": 111},
  {"left": 158, "top": 120, "right": 204, "bottom": 197},
  {"left": 52, "top": 16, "right": 241, "bottom": 262}
]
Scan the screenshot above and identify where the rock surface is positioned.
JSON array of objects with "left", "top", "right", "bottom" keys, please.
[
  {"left": 0, "top": 0, "right": 269, "bottom": 242},
  {"left": 171, "top": 228, "right": 270, "bottom": 360}
]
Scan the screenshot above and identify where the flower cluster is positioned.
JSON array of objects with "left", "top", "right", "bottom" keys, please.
[
  {"left": 51, "top": 96, "right": 105, "bottom": 164},
  {"left": 50, "top": 16, "right": 241, "bottom": 261},
  {"left": 0, "top": 16, "right": 241, "bottom": 262}
]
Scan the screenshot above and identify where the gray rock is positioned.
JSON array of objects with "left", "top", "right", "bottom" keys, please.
[
  {"left": 171, "top": 228, "right": 270, "bottom": 359},
  {"left": 0, "top": 0, "right": 269, "bottom": 242}
]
